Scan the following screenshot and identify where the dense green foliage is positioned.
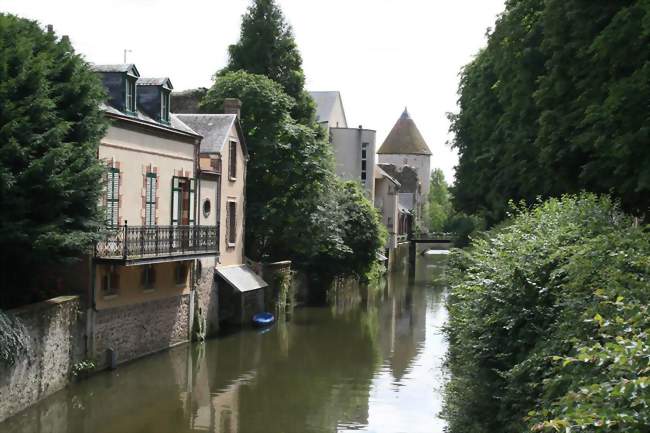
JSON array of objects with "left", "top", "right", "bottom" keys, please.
[
  {"left": 335, "top": 182, "right": 387, "bottom": 277},
  {"left": 0, "top": 15, "right": 107, "bottom": 306},
  {"left": 203, "top": 73, "right": 383, "bottom": 277},
  {"left": 443, "top": 194, "right": 649, "bottom": 433},
  {"left": 427, "top": 169, "right": 452, "bottom": 232},
  {"left": 221, "top": 0, "right": 315, "bottom": 122},
  {"left": 451, "top": 1, "right": 650, "bottom": 224},
  {"left": 207, "top": 0, "right": 385, "bottom": 278}
]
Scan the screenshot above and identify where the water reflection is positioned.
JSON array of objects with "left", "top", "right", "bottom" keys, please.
[{"left": 1, "top": 255, "right": 448, "bottom": 433}]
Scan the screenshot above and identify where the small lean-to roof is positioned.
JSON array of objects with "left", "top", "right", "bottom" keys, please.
[
  {"left": 374, "top": 164, "right": 401, "bottom": 187},
  {"left": 174, "top": 114, "right": 241, "bottom": 154},
  {"left": 309, "top": 91, "right": 347, "bottom": 126},
  {"left": 377, "top": 108, "right": 432, "bottom": 156},
  {"left": 216, "top": 265, "right": 268, "bottom": 292}
]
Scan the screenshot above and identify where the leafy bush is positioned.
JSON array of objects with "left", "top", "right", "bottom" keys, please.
[{"left": 443, "top": 194, "right": 650, "bottom": 433}]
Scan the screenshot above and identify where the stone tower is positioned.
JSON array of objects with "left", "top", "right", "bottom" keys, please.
[{"left": 377, "top": 108, "right": 432, "bottom": 225}]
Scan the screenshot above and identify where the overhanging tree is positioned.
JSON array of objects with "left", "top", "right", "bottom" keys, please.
[
  {"left": 221, "top": 0, "right": 315, "bottom": 123},
  {"left": 0, "top": 15, "right": 107, "bottom": 307},
  {"left": 202, "top": 71, "right": 349, "bottom": 269}
]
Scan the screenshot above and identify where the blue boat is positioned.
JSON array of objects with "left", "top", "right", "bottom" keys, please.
[{"left": 252, "top": 312, "right": 275, "bottom": 327}]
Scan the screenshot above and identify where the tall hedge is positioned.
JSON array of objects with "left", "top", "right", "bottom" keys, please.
[
  {"left": 451, "top": 1, "right": 650, "bottom": 223},
  {"left": 0, "top": 15, "right": 107, "bottom": 307},
  {"left": 443, "top": 194, "right": 650, "bottom": 433}
]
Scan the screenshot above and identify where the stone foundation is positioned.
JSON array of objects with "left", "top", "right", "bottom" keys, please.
[
  {"left": 195, "top": 257, "right": 219, "bottom": 338},
  {"left": 93, "top": 294, "right": 190, "bottom": 368}
]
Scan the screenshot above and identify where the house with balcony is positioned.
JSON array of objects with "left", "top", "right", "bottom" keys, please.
[{"left": 87, "top": 64, "right": 221, "bottom": 367}]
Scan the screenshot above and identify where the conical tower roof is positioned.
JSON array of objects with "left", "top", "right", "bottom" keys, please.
[{"left": 377, "top": 108, "right": 432, "bottom": 155}]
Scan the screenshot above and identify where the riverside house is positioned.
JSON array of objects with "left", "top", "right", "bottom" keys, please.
[
  {"left": 176, "top": 98, "right": 267, "bottom": 331},
  {"left": 88, "top": 64, "right": 220, "bottom": 368}
]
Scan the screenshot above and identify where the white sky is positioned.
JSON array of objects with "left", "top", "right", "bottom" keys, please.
[{"left": 1, "top": 0, "right": 505, "bottom": 183}]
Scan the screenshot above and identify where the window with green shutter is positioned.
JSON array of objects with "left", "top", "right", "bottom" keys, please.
[
  {"left": 106, "top": 167, "right": 120, "bottom": 227},
  {"left": 145, "top": 173, "right": 157, "bottom": 226},
  {"left": 171, "top": 176, "right": 196, "bottom": 225}
]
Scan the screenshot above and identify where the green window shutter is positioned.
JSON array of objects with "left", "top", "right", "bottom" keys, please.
[
  {"left": 107, "top": 168, "right": 120, "bottom": 227},
  {"left": 189, "top": 178, "right": 196, "bottom": 224},
  {"left": 145, "top": 173, "right": 157, "bottom": 226},
  {"left": 171, "top": 176, "right": 180, "bottom": 225}
]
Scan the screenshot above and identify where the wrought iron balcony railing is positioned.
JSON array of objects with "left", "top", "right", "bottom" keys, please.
[{"left": 95, "top": 222, "right": 219, "bottom": 263}]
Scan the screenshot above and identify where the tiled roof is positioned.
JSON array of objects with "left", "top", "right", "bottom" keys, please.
[
  {"left": 174, "top": 114, "right": 237, "bottom": 154},
  {"left": 377, "top": 108, "right": 432, "bottom": 155}
]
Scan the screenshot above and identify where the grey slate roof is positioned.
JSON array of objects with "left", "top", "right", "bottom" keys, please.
[
  {"left": 377, "top": 108, "right": 432, "bottom": 155},
  {"left": 309, "top": 91, "right": 347, "bottom": 125},
  {"left": 100, "top": 103, "right": 199, "bottom": 137},
  {"left": 92, "top": 64, "right": 138, "bottom": 74},
  {"left": 137, "top": 77, "right": 172, "bottom": 88},
  {"left": 174, "top": 114, "right": 237, "bottom": 154}
]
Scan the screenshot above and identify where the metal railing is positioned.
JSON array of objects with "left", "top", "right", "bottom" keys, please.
[
  {"left": 95, "top": 222, "right": 219, "bottom": 260},
  {"left": 409, "top": 232, "right": 454, "bottom": 241}
]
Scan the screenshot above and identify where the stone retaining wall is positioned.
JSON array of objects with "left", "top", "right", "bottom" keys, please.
[
  {"left": 0, "top": 296, "right": 84, "bottom": 423},
  {"left": 93, "top": 294, "right": 190, "bottom": 368}
]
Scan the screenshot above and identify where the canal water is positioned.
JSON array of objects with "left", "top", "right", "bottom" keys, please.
[{"left": 2, "top": 254, "right": 449, "bottom": 433}]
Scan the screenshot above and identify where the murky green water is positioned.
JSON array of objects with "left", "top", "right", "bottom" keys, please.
[{"left": 2, "top": 254, "right": 448, "bottom": 433}]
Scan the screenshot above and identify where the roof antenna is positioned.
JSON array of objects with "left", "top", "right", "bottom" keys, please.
[{"left": 123, "top": 49, "right": 132, "bottom": 63}]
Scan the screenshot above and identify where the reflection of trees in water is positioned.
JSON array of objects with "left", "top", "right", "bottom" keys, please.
[
  {"left": 2, "top": 255, "right": 447, "bottom": 433},
  {"left": 374, "top": 265, "right": 429, "bottom": 382}
]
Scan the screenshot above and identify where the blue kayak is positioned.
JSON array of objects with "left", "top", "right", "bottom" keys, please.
[{"left": 252, "top": 312, "right": 275, "bottom": 327}]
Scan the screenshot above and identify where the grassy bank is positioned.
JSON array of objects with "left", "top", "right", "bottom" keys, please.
[{"left": 443, "top": 194, "right": 649, "bottom": 433}]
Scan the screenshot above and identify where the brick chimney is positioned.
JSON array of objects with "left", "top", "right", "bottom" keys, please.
[{"left": 223, "top": 98, "right": 241, "bottom": 117}]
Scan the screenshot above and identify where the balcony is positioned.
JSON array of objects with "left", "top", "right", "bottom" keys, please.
[{"left": 95, "top": 224, "right": 219, "bottom": 265}]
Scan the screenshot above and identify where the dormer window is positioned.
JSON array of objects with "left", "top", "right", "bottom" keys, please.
[
  {"left": 161, "top": 91, "right": 170, "bottom": 124},
  {"left": 125, "top": 77, "right": 136, "bottom": 114}
]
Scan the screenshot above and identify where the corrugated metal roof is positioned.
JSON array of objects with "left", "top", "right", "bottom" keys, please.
[
  {"left": 174, "top": 114, "right": 236, "bottom": 154},
  {"left": 216, "top": 265, "right": 268, "bottom": 292},
  {"left": 377, "top": 108, "right": 432, "bottom": 156}
]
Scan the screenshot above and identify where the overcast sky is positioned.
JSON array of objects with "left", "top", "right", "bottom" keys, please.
[{"left": 2, "top": 0, "right": 505, "bottom": 182}]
